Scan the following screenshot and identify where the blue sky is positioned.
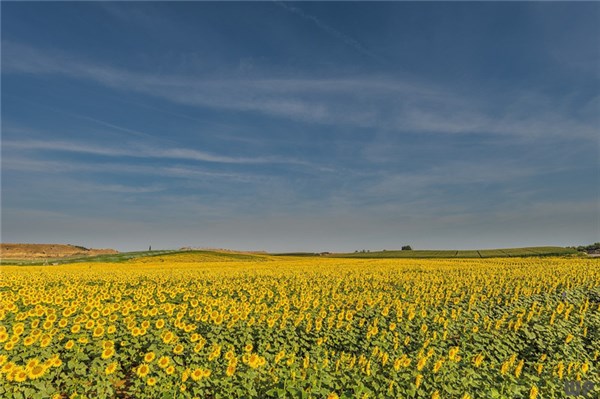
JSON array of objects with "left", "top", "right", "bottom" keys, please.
[{"left": 2, "top": 2, "right": 598, "bottom": 252}]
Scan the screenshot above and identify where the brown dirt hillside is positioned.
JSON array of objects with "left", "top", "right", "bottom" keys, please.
[{"left": 0, "top": 243, "right": 118, "bottom": 260}]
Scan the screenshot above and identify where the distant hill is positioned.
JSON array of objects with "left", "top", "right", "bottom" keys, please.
[
  {"left": 0, "top": 243, "right": 118, "bottom": 260},
  {"left": 0, "top": 247, "right": 268, "bottom": 266},
  {"left": 0, "top": 244, "right": 585, "bottom": 266}
]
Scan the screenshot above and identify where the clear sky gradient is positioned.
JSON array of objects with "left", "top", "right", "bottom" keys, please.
[{"left": 2, "top": 2, "right": 599, "bottom": 252}]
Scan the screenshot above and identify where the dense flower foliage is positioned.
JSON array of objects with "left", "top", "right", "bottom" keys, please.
[{"left": 0, "top": 254, "right": 598, "bottom": 398}]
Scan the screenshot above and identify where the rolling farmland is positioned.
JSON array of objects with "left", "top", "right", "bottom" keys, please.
[{"left": 327, "top": 247, "right": 579, "bottom": 259}]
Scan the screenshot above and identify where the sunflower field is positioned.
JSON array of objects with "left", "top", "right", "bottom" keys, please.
[{"left": 0, "top": 253, "right": 598, "bottom": 399}]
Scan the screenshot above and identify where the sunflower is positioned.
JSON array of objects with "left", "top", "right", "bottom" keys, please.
[
  {"left": 93, "top": 326, "right": 105, "bottom": 338},
  {"left": 27, "top": 365, "right": 46, "bottom": 380},
  {"left": 248, "top": 354, "right": 260, "bottom": 369},
  {"left": 157, "top": 356, "right": 170, "bottom": 369},
  {"left": 13, "top": 324, "right": 24, "bottom": 335},
  {"left": 581, "top": 363, "right": 589, "bottom": 373},
  {"left": 226, "top": 364, "right": 236, "bottom": 377},
  {"left": 275, "top": 350, "right": 285, "bottom": 364},
  {"left": 190, "top": 368, "right": 203, "bottom": 381},
  {"left": 449, "top": 347, "right": 459, "bottom": 361},
  {"left": 136, "top": 363, "right": 150, "bottom": 378},
  {"left": 535, "top": 363, "right": 543, "bottom": 375},
  {"left": 565, "top": 334, "right": 574, "bottom": 344},
  {"left": 433, "top": 359, "right": 444, "bottom": 373},
  {"left": 173, "top": 344, "right": 184, "bottom": 355},
  {"left": 162, "top": 331, "right": 174, "bottom": 343},
  {"left": 182, "top": 368, "right": 190, "bottom": 382},
  {"left": 193, "top": 343, "right": 204, "bottom": 353},
  {"left": 557, "top": 362, "right": 565, "bottom": 379},
  {"left": 530, "top": 385, "right": 539, "bottom": 399},
  {"left": 105, "top": 362, "right": 117, "bottom": 375},
  {"left": 14, "top": 369, "right": 28, "bottom": 382},
  {"left": 415, "top": 374, "right": 423, "bottom": 388},
  {"left": 26, "top": 359, "right": 40, "bottom": 371},
  {"left": 515, "top": 360, "right": 524, "bottom": 378},
  {"left": 1, "top": 362, "right": 15, "bottom": 374},
  {"left": 473, "top": 353, "right": 484, "bottom": 367},
  {"left": 101, "top": 347, "right": 115, "bottom": 359},
  {"left": 417, "top": 357, "right": 427, "bottom": 371},
  {"left": 500, "top": 360, "right": 510, "bottom": 375},
  {"left": 144, "top": 352, "right": 156, "bottom": 363},
  {"left": 147, "top": 377, "right": 157, "bottom": 386}
]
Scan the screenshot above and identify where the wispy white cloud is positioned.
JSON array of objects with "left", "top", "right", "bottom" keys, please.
[
  {"left": 322, "top": 160, "right": 547, "bottom": 211},
  {"left": 74, "top": 182, "right": 166, "bottom": 194},
  {"left": 11, "top": 98, "right": 155, "bottom": 139},
  {"left": 3, "top": 138, "right": 289, "bottom": 165},
  {"left": 274, "top": 2, "right": 385, "bottom": 64},
  {"left": 2, "top": 155, "right": 265, "bottom": 184},
  {"left": 3, "top": 41, "right": 597, "bottom": 141}
]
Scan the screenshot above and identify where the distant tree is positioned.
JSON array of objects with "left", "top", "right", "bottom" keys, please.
[
  {"left": 576, "top": 243, "right": 600, "bottom": 253},
  {"left": 402, "top": 245, "right": 412, "bottom": 251}
]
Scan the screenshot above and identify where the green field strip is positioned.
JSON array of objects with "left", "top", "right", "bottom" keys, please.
[
  {"left": 455, "top": 251, "right": 480, "bottom": 258},
  {"left": 329, "top": 246, "right": 579, "bottom": 259},
  {"left": 479, "top": 250, "right": 506, "bottom": 258},
  {"left": 498, "top": 249, "right": 512, "bottom": 257},
  {"left": 0, "top": 249, "right": 182, "bottom": 266}
]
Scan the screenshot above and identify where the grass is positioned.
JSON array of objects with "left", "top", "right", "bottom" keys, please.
[
  {"left": 0, "top": 249, "right": 273, "bottom": 266},
  {"left": 271, "top": 252, "right": 321, "bottom": 257},
  {"left": 325, "top": 246, "right": 580, "bottom": 259}
]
